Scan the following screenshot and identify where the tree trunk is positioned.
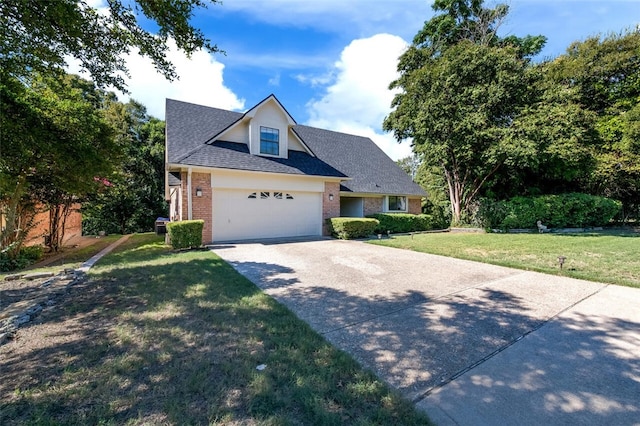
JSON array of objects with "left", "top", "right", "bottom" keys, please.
[
  {"left": 444, "top": 168, "right": 463, "bottom": 226},
  {"left": 46, "top": 195, "right": 74, "bottom": 252},
  {"left": 1, "top": 176, "right": 27, "bottom": 256}
]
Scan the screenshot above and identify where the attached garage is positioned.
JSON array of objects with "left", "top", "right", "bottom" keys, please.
[
  {"left": 166, "top": 95, "right": 426, "bottom": 245},
  {"left": 212, "top": 188, "right": 322, "bottom": 242}
]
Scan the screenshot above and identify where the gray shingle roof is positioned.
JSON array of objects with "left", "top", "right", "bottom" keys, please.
[
  {"left": 168, "top": 171, "right": 181, "bottom": 186},
  {"left": 180, "top": 141, "right": 347, "bottom": 178},
  {"left": 166, "top": 98, "right": 425, "bottom": 197},
  {"left": 166, "top": 99, "right": 242, "bottom": 163},
  {"left": 292, "top": 126, "right": 425, "bottom": 196}
]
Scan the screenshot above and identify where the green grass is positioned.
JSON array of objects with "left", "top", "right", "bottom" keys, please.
[
  {"left": 0, "top": 235, "right": 123, "bottom": 278},
  {"left": 370, "top": 229, "right": 640, "bottom": 288},
  {"left": 1, "top": 234, "right": 431, "bottom": 425}
]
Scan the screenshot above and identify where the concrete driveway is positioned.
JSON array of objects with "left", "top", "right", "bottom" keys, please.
[{"left": 212, "top": 238, "right": 640, "bottom": 425}]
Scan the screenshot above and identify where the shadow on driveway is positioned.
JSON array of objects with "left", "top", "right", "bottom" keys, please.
[{"left": 215, "top": 241, "right": 640, "bottom": 424}]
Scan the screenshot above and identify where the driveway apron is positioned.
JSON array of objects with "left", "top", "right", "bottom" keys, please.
[{"left": 212, "top": 238, "right": 640, "bottom": 425}]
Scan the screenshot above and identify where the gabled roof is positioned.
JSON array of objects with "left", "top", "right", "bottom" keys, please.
[
  {"left": 292, "top": 126, "right": 424, "bottom": 196},
  {"left": 166, "top": 99, "right": 242, "bottom": 163},
  {"left": 179, "top": 141, "right": 347, "bottom": 178},
  {"left": 166, "top": 98, "right": 426, "bottom": 197},
  {"left": 244, "top": 94, "right": 296, "bottom": 125}
]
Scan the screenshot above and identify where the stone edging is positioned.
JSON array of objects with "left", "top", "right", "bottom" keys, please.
[
  {"left": 0, "top": 234, "right": 131, "bottom": 346},
  {"left": 0, "top": 270, "right": 87, "bottom": 345}
]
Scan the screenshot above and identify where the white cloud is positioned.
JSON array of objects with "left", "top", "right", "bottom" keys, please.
[
  {"left": 67, "top": 40, "right": 244, "bottom": 119},
  {"left": 268, "top": 73, "right": 281, "bottom": 87},
  {"left": 305, "top": 33, "right": 412, "bottom": 161},
  {"left": 294, "top": 71, "right": 335, "bottom": 87},
  {"left": 221, "top": 0, "right": 431, "bottom": 41},
  {"left": 117, "top": 42, "right": 244, "bottom": 118},
  {"left": 67, "top": 2, "right": 244, "bottom": 118}
]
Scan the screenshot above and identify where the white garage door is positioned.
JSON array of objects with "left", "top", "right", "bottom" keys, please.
[{"left": 212, "top": 189, "right": 322, "bottom": 242}]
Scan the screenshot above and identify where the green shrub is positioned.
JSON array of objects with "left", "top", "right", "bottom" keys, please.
[
  {"left": 167, "top": 220, "right": 204, "bottom": 249},
  {"left": 327, "top": 218, "right": 379, "bottom": 239},
  {"left": 366, "top": 213, "right": 435, "bottom": 233},
  {"left": 20, "top": 245, "right": 44, "bottom": 262},
  {"left": 0, "top": 245, "right": 45, "bottom": 272},
  {"left": 481, "top": 193, "right": 622, "bottom": 230}
]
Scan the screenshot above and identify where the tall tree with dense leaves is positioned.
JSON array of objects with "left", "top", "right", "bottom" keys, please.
[
  {"left": 485, "top": 62, "right": 600, "bottom": 199},
  {"left": 0, "top": 0, "right": 221, "bottom": 91},
  {"left": 0, "top": 73, "right": 118, "bottom": 253},
  {"left": 82, "top": 101, "right": 168, "bottom": 235},
  {"left": 384, "top": 0, "right": 545, "bottom": 225},
  {"left": 546, "top": 30, "right": 640, "bottom": 219}
]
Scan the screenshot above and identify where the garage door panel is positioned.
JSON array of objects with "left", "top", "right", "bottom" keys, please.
[{"left": 212, "top": 189, "right": 321, "bottom": 241}]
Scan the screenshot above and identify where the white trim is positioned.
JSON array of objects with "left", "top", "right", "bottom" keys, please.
[
  {"left": 187, "top": 168, "right": 193, "bottom": 220},
  {"left": 340, "top": 192, "right": 422, "bottom": 198},
  {"left": 384, "top": 195, "right": 408, "bottom": 213},
  {"left": 168, "top": 163, "right": 347, "bottom": 183}
]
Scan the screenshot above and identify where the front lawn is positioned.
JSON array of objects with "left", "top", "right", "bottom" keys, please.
[
  {"left": 0, "top": 234, "right": 430, "bottom": 425},
  {"left": 370, "top": 230, "right": 640, "bottom": 288}
]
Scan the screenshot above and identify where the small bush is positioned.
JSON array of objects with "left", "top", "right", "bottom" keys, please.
[
  {"left": 481, "top": 193, "right": 622, "bottom": 230},
  {"left": 167, "top": 220, "right": 204, "bottom": 249},
  {"left": 327, "top": 218, "right": 379, "bottom": 239},
  {"left": 366, "top": 213, "right": 435, "bottom": 233},
  {"left": 0, "top": 245, "right": 45, "bottom": 272},
  {"left": 20, "top": 245, "right": 44, "bottom": 262}
]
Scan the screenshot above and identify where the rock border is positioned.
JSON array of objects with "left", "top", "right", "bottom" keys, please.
[
  {"left": 0, "top": 234, "right": 131, "bottom": 346},
  {"left": 0, "top": 269, "right": 87, "bottom": 345}
]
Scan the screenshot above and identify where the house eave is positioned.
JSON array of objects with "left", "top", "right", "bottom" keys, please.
[{"left": 167, "top": 163, "right": 350, "bottom": 182}]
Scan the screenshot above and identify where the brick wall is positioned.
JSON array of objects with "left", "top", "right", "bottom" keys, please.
[
  {"left": 363, "top": 196, "right": 384, "bottom": 216},
  {"left": 180, "top": 171, "right": 189, "bottom": 220},
  {"left": 322, "top": 182, "right": 341, "bottom": 235},
  {"left": 408, "top": 198, "right": 422, "bottom": 215},
  {"left": 190, "top": 172, "right": 212, "bottom": 243},
  {"left": 23, "top": 203, "right": 82, "bottom": 247}
]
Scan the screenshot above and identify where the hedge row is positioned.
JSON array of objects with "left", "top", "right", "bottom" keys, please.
[
  {"left": 366, "top": 213, "right": 436, "bottom": 234},
  {"left": 326, "top": 218, "right": 379, "bottom": 239},
  {"left": 481, "top": 193, "right": 622, "bottom": 230},
  {"left": 166, "top": 220, "right": 204, "bottom": 249}
]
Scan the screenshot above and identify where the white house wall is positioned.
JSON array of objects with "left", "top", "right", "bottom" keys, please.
[
  {"left": 221, "top": 123, "right": 248, "bottom": 144},
  {"left": 249, "top": 101, "right": 290, "bottom": 157},
  {"left": 211, "top": 169, "right": 326, "bottom": 192},
  {"left": 287, "top": 128, "right": 307, "bottom": 152}
]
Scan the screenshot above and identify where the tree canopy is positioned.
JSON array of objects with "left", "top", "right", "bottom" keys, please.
[
  {"left": 83, "top": 101, "right": 168, "bottom": 235},
  {"left": 0, "top": 0, "right": 220, "bottom": 91},
  {"left": 0, "top": 72, "right": 120, "bottom": 252},
  {"left": 552, "top": 30, "right": 640, "bottom": 219},
  {"left": 384, "top": 0, "right": 546, "bottom": 224}
]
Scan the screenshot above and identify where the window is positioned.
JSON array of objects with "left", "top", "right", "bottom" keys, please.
[
  {"left": 260, "top": 126, "right": 279, "bottom": 155},
  {"left": 249, "top": 191, "right": 293, "bottom": 200},
  {"left": 387, "top": 196, "right": 407, "bottom": 212}
]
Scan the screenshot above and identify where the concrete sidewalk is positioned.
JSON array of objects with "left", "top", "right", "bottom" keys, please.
[{"left": 212, "top": 238, "right": 640, "bottom": 425}]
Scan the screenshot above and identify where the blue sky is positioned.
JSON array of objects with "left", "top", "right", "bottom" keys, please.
[{"left": 91, "top": 0, "right": 640, "bottom": 160}]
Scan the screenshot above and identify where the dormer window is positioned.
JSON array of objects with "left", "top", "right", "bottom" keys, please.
[{"left": 260, "top": 126, "right": 279, "bottom": 155}]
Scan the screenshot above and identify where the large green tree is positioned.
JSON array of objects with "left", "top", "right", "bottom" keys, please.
[
  {"left": 546, "top": 30, "right": 640, "bottom": 219},
  {"left": 0, "top": 73, "right": 118, "bottom": 253},
  {"left": 0, "top": 0, "right": 220, "bottom": 91},
  {"left": 384, "top": 0, "right": 545, "bottom": 225},
  {"left": 82, "top": 101, "right": 167, "bottom": 235},
  {"left": 485, "top": 62, "right": 600, "bottom": 199}
]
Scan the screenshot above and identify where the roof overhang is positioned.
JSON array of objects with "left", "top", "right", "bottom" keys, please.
[{"left": 167, "top": 163, "right": 350, "bottom": 183}]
